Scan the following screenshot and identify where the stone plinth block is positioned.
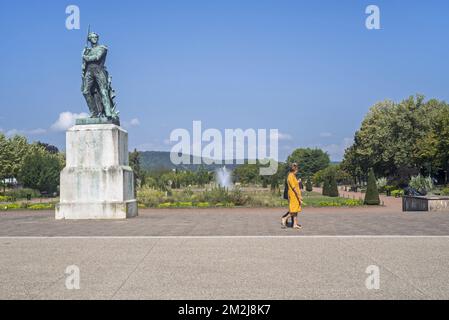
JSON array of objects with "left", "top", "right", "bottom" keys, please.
[
  {"left": 56, "top": 124, "right": 138, "bottom": 219},
  {"left": 403, "top": 196, "right": 449, "bottom": 212}
]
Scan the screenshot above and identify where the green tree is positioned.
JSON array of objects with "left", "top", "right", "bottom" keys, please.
[
  {"left": 0, "top": 134, "right": 31, "bottom": 191},
  {"left": 196, "top": 166, "right": 210, "bottom": 187},
  {"left": 342, "top": 95, "right": 449, "bottom": 185},
  {"left": 9, "top": 135, "right": 30, "bottom": 180},
  {"left": 36, "top": 141, "right": 59, "bottom": 154},
  {"left": 287, "top": 148, "right": 330, "bottom": 178},
  {"left": 0, "top": 133, "right": 10, "bottom": 191},
  {"left": 414, "top": 106, "right": 449, "bottom": 183},
  {"left": 233, "top": 163, "right": 260, "bottom": 185},
  {"left": 364, "top": 168, "right": 380, "bottom": 205},
  {"left": 18, "top": 146, "right": 62, "bottom": 194}
]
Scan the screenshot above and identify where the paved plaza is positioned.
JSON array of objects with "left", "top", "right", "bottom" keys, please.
[{"left": 1, "top": 206, "right": 449, "bottom": 299}]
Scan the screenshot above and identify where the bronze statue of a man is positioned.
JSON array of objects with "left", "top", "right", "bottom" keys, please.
[{"left": 82, "top": 32, "right": 119, "bottom": 120}]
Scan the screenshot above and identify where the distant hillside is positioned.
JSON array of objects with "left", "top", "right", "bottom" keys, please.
[{"left": 139, "top": 151, "right": 241, "bottom": 172}]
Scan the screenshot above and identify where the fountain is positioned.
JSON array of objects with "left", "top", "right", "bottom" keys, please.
[{"left": 215, "top": 166, "right": 233, "bottom": 189}]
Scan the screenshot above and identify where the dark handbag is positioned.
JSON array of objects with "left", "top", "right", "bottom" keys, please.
[{"left": 283, "top": 178, "right": 289, "bottom": 200}]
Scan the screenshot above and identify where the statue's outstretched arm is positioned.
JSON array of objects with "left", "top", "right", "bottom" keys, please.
[{"left": 84, "top": 46, "right": 107, "bottom": 62}]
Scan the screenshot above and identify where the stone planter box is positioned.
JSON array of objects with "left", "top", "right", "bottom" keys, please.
[{"left": 402, "top": 195, "right": 449, "bottom": 212}]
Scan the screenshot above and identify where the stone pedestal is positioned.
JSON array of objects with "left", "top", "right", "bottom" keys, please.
[
  {"left": 56, "top": 124, "right": 138, "bottom": 219},
  {"left": 403, "top": 195, "right": 449, "bottom": 212}
]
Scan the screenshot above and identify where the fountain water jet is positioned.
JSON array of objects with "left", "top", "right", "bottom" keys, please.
[{"left": 215, "top": 166, "right": 233, "bottom": 189}]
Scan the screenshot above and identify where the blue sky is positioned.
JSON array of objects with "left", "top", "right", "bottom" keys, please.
[{"left": 1, "top": 0, "right": 448, "bottom": 161}]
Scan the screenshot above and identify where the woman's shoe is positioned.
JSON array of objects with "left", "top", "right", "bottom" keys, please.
[
  {"left": 281, "top": 217, "right": 287, "bottom": 228},
  {"left": 293, "top": 224, "right": 302, "bottom": 229}
]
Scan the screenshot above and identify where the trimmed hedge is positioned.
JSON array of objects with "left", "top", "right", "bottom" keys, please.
[
  {"left": 306, "top": 179, "right": 313, "bottom": 192},
  {"left": 322, "top": 177, "right": 330, "bottom": 196},
  {"left": 328, "top": 174, "right": 339, "bottom": 197},
  {"left": 364, "top": 168, "right": 380, "bottom": 205}
]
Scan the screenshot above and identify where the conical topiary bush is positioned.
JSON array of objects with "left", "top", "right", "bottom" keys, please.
[
  {"left": 364, "top": 168, "right": 380, "bottom": 205},
  {"left": 328, "top": 173, "right": 339, "bottom": 197},
  {"left": 306, "top": 179, "right": 313, "bottom": 192},
  {"left": 322, "top": 176, "right": 330, "bottom": 196}
]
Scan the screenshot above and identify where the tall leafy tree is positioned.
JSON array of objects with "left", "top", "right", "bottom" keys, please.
[
  {"left": 287, "top": 148, "right": 330, "bottom": 179},
  {"left": 0, "top": 133, "right": 10, "bottom": 191},
  {"left": 18, "top": 146, "right": 62, "bottom": 194},
  {"left": 0, "top": 134, "right": 30, "bottom": 189},
  {"left": 342, "top": 95, "right": 449, "bottom": 185}
]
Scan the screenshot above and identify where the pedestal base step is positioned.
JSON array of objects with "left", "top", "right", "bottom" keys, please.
[{"left": 56, "top": 200, "right": 138, "bottom": 220}]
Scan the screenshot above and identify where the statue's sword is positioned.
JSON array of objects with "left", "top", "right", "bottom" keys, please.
[
  {"left": 86, "top": 24, "right": 90, "bottom": 48},
  {"left": 82, "top": 25, "right": 91, "bottom": 77}
]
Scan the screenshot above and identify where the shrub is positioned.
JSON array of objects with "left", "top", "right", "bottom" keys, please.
[
  {"left": 376, "top": 177, "right": 387, "bottom": 192},
  {"left": 197, "top": 202, "right": 210, "bottom": 207},
  {"left": 322, "top": 177, "right": 330, "bottom": 196},
  {"left": 0, "top": 203, "right": 22, "bottom": 210},
  {"left": 28, "top": 203, "right": 54, "bottom": 210},
  {"left": 3, "top": 188, "right": 40, "bottom": 200},
  {"left": 364, "top": 168, "right": 380, "bottom": 205},
  {"left": 409, "top": 175, "right": 434, "bottom": 194},
  {"left": 176, "top": 202, "right": 193, "bottom": 207},
  {"left": 328, "top": 174, "right": 339, "bottom": 197},
  {"left": 317, "top": 199, "right": 363, "bottom": 207},
  {"left": 198, "top": 187, "right": 231, "bottom": 204},
  {"left": 384, "top": 185, "right": 395, "bottom": 196},
  {"left": 306, "top": 179, "right": 313, "bottom": 192},
  {"left": 318, "top": 201, "right": 341, "bottom": 207},
  {"left": 158, "top": 202, "right": 173, "bottom": 208},
  {"left": 0, "top": 195, "right": 12, "bottom": 202},
  {"left": 344, "top": 199, "right": 364, "bottom": 206},
  {"left": 228, "top": 187, "right": 249, "bottom": 206},
  {"left": 441, "top": 187, "right": 449, "bottom": 196},
  {"left": 137, "top": 186, "right": 166, "bottom": 207},
  {"left": 391, "top": 189, "right": 404, "bottom": 198}
]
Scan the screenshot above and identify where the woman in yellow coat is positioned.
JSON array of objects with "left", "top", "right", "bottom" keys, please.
[{"left": 282, "top": 163, "right": 302, "bottom": 229}]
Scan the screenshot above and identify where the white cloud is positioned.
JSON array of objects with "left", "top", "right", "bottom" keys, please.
[
  {"left": 320, "top": 132, "right": 332, "bottom": 137},
  {"left": 276, "top": 132, "right": 293, "bottom": 141},
  {"left": 51, "top": 112, "right": 89, "bottom": 131},
  {"left": 321, "top": 137, "right": 353, "bottom": 161},
  {"left": 122, "top": 118, "right": 141, "bottom": 128},
  {"left": 5, "top": 128, "right": 46, "bottom": 137},
  {"left": 6, "top": 129, "right": 19, "bottom": 136},
  {"left": 28, "top": 128, "right": 47, "bottom": 135}
]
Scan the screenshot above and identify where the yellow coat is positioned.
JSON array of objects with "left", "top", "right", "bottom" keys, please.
[{"left": 287, "top": 172, "right": 302, "bottom": 213}]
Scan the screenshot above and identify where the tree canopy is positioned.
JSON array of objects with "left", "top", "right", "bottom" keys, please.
[
  {"left": 0, "top": 133, "right": 65, "bottom": 193},
  {"left": 287, "top": 148, "right": 330, "bottom": 179},
  {"left": 341, "top": 95, "right": 449, "bottom": 185},
  {"left": 18, "top": 146, "right": 64, "bottom": 194}
]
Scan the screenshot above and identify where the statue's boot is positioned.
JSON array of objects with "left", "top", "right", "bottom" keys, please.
[
  {"left": 83, "top": 93, "right": 98, "bottom": 117},
  {"left": 95, "top": 71, "right": 114, "bottom": 119},
  {"left": 100, "top": 89, "right": 113, "bottom": 118}
]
